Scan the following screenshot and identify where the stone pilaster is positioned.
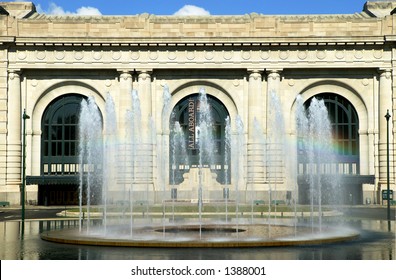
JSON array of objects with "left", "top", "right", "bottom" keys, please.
[
  {"left": 137, "top": 70, "right": 152, "bottom": 142},
  {"left": 378, "top": 69, "right": 394, "bottom": 186},
  {"left": 266, "top": 69, "right": 283, "bottom": 183},
  {"left": 6, "top": 70, "right": 22, "bottom": 188},
  {"left": 118, "top": 70, "right": 133, "bottom": 137},
  {"left": 137, "top": 70, "right": 154, "bottom": 189},
  {"left": 247, "top": 69, "right": 265, "bottom": 185},
  {"left": 248, "top": 70, "right": 264, "bottom": 135},
  {"left": 267, "top": 70, "right": 282, "bottom": 97}
]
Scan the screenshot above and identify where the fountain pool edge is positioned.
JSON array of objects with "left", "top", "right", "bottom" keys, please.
[{"left": 40, "top": 228, "right": 360, "bottom": 248}]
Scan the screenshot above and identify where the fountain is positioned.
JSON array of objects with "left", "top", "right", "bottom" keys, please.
[{"left": 41, "top": 88, "right": 359, "bottom": 247}]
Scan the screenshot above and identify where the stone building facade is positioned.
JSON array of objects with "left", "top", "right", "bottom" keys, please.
[{"left": 0, "top": 1, "right": 395, "bottom": 205}]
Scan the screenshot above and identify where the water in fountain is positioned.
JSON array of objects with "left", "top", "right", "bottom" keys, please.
[
  {"left": 233, "top": 115, "right": 244, "bottom": 237},
  {"left": 170, "top": 121, "right": 189, "bottom": 221},
  {"left": 78, "top": 96, "right": 103, "bottom": 233},
  {"left": 71, "top": 87, "right": 355, "bottom": 247},
  {"left": 103, "top": 93, "right": 117, "bottom": 235},
  {"left": 125, "top": 90, "right": 143, "bottom": 236},
  {"left": 252, "top": 117, "right": 272, "bottom": 235},
  {"left": 295, "top": 95, "right": 334, "bottom": 232},
  {"left": 162, "top": 84, "right": 172, "bottom": 236},
  {"left": 224, "top": 116, "right": 231, "bottom": 223},
  {"left": 196, "top": 88, "right": 216, "bottom": 238},
  {"left": 267, "top": 90, "right": 286, "bottom": 230}
]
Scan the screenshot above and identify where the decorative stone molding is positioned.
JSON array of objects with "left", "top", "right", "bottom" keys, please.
[
  {"left": 316, "top": 50, "right": 326, "bottom": 60},
  {"left": 17, "top": 51, "right": 27, "bottom": 60},
  {"left": 373, "top": 50, "right": 383, "bottom": 59},
  {"left": 35, "top": 51, "right": 46, "bottom": 60},
  {"left": 30, "top": 79, "right": 38, "bottom": 87},
  {"left": 248, "top": 70, "right": 262, "bottom": 81},
  {"left": 223, "top": 51, "right": 233, "bottom": 60},
  {"left": 112, "top": 51, "right": 121, "bottom": 60},
  {"left": 279, "top": 50, "right": 289, "bottom": 60},
  {"left": 105, "top": 79, "right": 112, "bottom": 87},
  {"left": 11, "top": 47, "right": 389, "bottom": 70},
  {"left": 354, "top": 50, "right": 364, "bottom": 60},
  {"left": 242, "top": 50, "right": 251, "bottom": 60},
  {"left": 93, "top": 51, "right": 102, "bottom": 60},
  {"left": 205, "top": 50, "right": 214, "bottom": 60},
  {"left": 131, "top": 51, "right": 140, "bottom": 60},
  {"left": 74, "top": 51, "right": 84, "bottom": 60},
  {"left": 54, "top": 50, "right": 65, "bottom": 60},
  {"left": 297, "top": 50, "right": 307, "bottom": 60},
  {"left": 379, "top": 68, "right": 392, "bottom": 79},
  {"left": 335, "top": 50, "right": 345, "bottom": 60},
  {"left": 167, "top": 51, "right": 177, "bottom": 60},
  {"left": 119, "top": 70, "right": 132, "bottom": 81},
  {"left": 260, "top": 51, "right": 270, "bottom": 60},
  {"left": 8, "top": 69, "right": 21, "bottom": 80},
  {"left": 186, "top": 51, "right": 195, "bottom": 60},
  {"left": 149, "top": 50, "right": 158, "bottom": 60},
  {"left": 267, "top": 69, "right": 281, "bottom": 81},
  {"left": 138, "top": 70, "right": 152, "bottom": 81}
]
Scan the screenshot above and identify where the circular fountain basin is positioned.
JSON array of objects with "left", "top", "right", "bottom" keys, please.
[{"left": 41, "top": 223, "right": 359, "bottom": 248}]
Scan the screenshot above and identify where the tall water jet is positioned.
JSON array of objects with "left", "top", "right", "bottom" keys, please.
[
  {"left": 267, "top": 91, "right": 286, "bottom": 231},
  {"left": 161, "top": 85, "right": 172, "bottom": 236},
  {"left": 295, "top": 95, "right": 309, "bottom": 234},
  {"left": 295, "top": 95, "right": 334, "bottom": 232},
  {"left": 252, "top": 117, "right": 269, "bottom": 222},
  {"left": 125, "top": 89, "right": 143, "bottom": 236},
  {"left": 170, "top": 121, "right": 189, "bottom": 220},
  {"left": 233, "top": 115, "right": 244, "bottom": 237},
  {"left": 197, "top": 88, "right": 215, "bottom": 238},
  {"left": 103, "top": 93, "right": 117, "bottom": 234},
  {"left": 224, "top": 116, "right": 231, "bottom": 223},
  {"left": 78, "top": 96, "right": 103, "bottom": 233},
  {"left": 307, "top": 98, "right": 333, "bottom": 232}
]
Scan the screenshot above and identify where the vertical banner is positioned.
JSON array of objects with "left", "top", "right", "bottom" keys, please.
[{"left": 188, "top": 98, "right": 196, "bottom": 149}]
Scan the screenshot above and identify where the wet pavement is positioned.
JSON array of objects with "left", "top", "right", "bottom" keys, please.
[{"left": 0, "top": 206, "right": 395, "bottom": 260}]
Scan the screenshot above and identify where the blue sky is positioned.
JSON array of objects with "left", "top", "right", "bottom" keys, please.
[{"left": 13, "top": 0, "right": 371, "bottom": 16}]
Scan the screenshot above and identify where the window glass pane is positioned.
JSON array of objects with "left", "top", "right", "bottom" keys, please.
[
  {"left": 65, "top": 126, "right": 71, "bottom": 140},
  {"left": 51, "top": 126, "right": 57, "bottom": 140},
  {"left": 70, "top": 126, "right": 76, "bottom": 139},
  {"left": 56, "top": 126, "right": 62, "bottom": 140},
  {"left": 64, "top": 142, "right": 70, "bottom": 156},
  {"left": 44, "top": 142, "right": 49, "bottom": 156},
  {"left": 71, "top": 142, "right": 76, "bottom": 156},
  {"left": 51, "top": 142, "right": 57, "bottom": 156},
  {"left": 43, "top": 125, "right": 49, "bottom": 139},
  {"left": 57, "top": 142, "right": 62, "bottom": 156}
]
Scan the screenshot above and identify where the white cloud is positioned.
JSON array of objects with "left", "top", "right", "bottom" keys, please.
[
  {"left": 75, "top": 6, "right": 102, "bottom": 16},
  {"left": 173, "top": 5, "right": 210, "bottom": 16},
  {"left": 36, "top": 2, "right": 102, "bottom": 16}
]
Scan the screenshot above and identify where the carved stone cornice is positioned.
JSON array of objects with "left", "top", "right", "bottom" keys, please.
[{"left": 9, "top": 46, "right": 391, "bottom": 70}]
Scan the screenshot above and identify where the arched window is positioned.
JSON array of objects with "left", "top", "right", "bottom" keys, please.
[
  {"left": 41, "top": 95, "right": 85, "bottom": 175},
  {"left": 170, "top": 94, "right": 230, "bottom": 184},
  {"left": 301, "top": 93, "right": 359, "bottom": 174}
]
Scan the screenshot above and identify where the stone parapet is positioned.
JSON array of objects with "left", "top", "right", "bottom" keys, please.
[{"left": 0, "top": 2, "right": 395, "bottom": 41}]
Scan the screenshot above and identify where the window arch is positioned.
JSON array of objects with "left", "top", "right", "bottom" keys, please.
[
  {"left": 41, "top": 94, "right": 85, "bottom": 175},
  {"left": 170, "top": 93, "right": 230, "bottom": 184}
]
